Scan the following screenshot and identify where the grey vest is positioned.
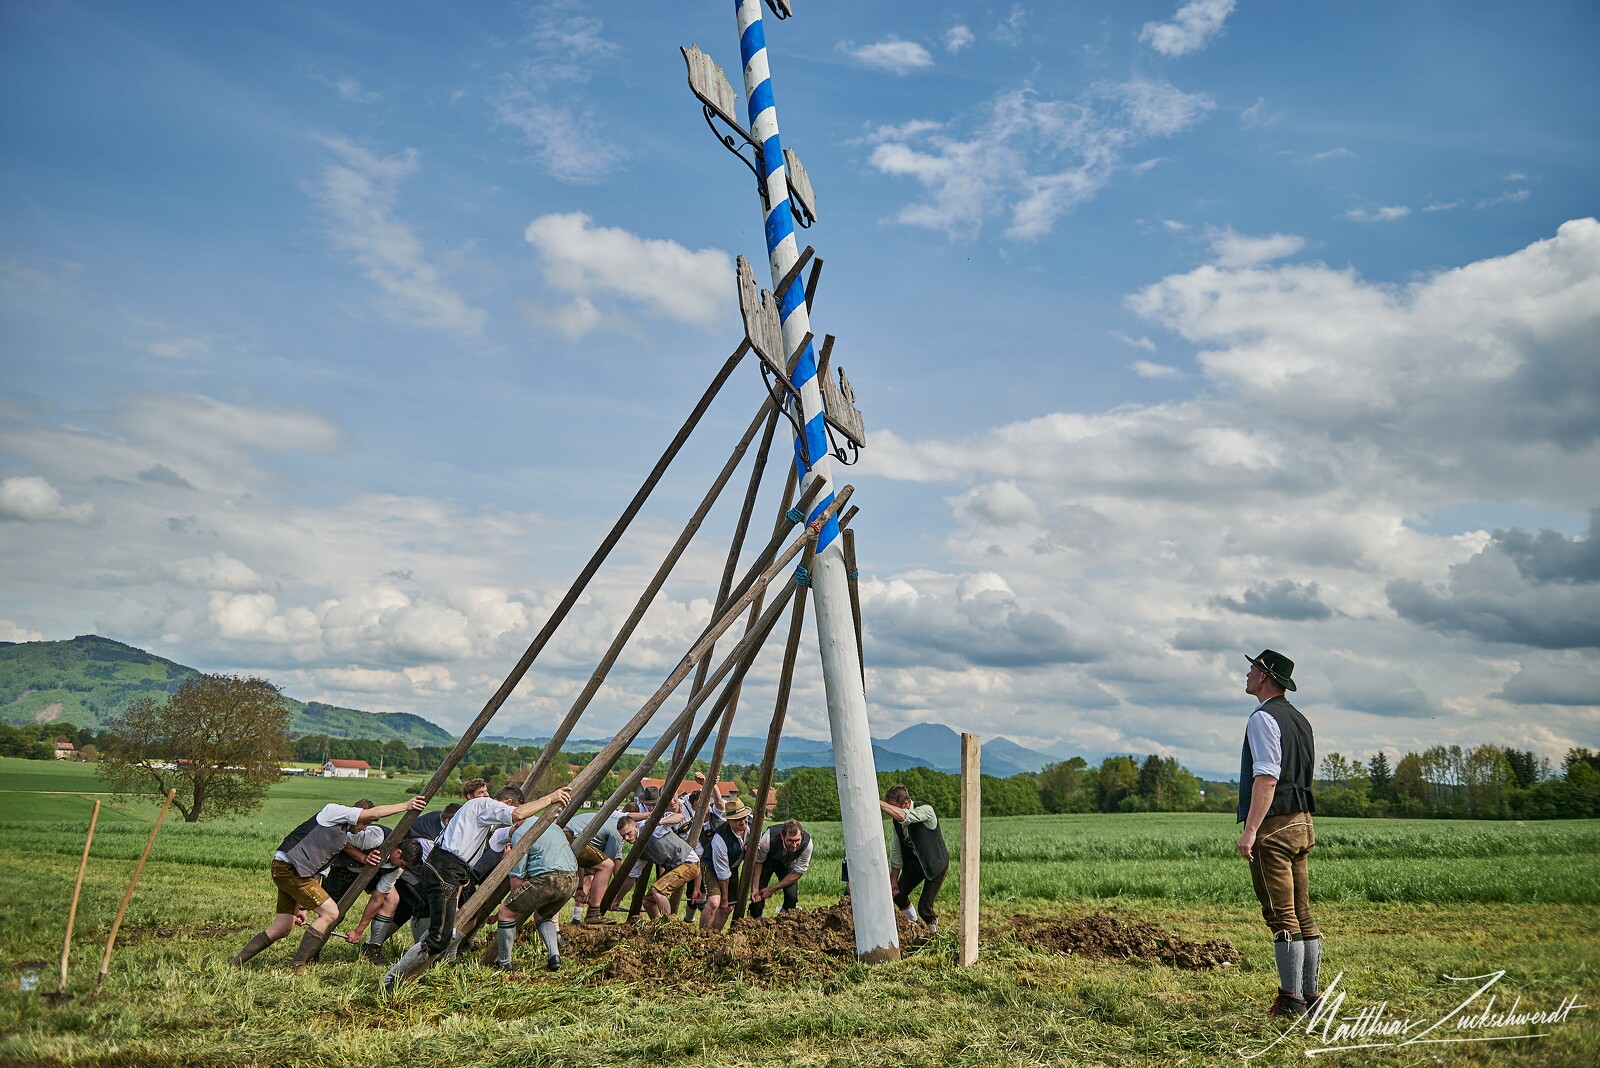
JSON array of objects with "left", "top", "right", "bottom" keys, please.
[
  {"left": 762, "top": 826, "right": 811, "bottom": 869},
  {"left": 278, "top": 810, "right": 358, "bottom": 877},
  {"left": 643, "top": 828, "right": 697, "bottom": 869}
]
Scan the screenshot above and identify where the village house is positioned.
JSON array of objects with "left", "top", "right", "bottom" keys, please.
[
  {"left": 53, "top": 740, "right": 77, "bottom": 760},
  {"left": 321, "top": 758, "right": 370, "bottom": 779}
]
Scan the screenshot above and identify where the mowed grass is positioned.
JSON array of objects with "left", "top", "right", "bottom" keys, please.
[{"left": 1, "top": 757, "right": 1598, "bottom": 1067}]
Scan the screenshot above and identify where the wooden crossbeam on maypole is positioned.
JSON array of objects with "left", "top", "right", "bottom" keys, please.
[{"left": 291, "top": 341, "right": 751, "bottom": 969}]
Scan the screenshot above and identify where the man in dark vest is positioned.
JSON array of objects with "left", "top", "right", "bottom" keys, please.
[
  {"left": 1237, "top": 648, "right": 1322, "bottom": 1018},
  {"left": 229, "top": 793, "right": 429, "bottom": 969},
  {"left": 749, "top": 819, "right": 813, "bottom": 917},
  {"left": 700, "top": 800, "right": 752, "bottom": 931},
  {"left": 880, "top": 784, "right": 950, "bottom": 934}
]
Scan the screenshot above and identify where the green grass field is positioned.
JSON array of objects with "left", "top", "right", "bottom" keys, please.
[{"left": 1, "top": 757, "right": 1596, "bottom": 1066}]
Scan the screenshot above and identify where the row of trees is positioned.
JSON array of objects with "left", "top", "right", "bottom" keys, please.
[{"left": 1320, "top": 745, "right": 1600, "bottom": 819}]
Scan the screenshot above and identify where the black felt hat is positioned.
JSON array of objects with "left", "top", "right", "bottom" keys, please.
[{"left": 1246, "top": 649, "right": 1297, "bottom": 691}]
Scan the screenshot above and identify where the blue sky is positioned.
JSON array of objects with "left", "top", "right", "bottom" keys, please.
[{"left": 2, "top": 1, "right": 1596, "bottom": 776}]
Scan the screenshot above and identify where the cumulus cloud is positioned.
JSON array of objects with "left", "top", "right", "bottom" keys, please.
[
  {"left": 0, "top": 618, "right": 44, "bottom": 642},
  {"left": 1388, "top": 515, "right": 1600, "bottom": 649},
  {"left": 1140, "top": 0, "right": 1236, "bottom": 57},
  {"left": 137, "top": 463, "right": 193, "bottom": 489},
  {"left": 865, "top": 572, "right": 1105, "bottom": 670},
  {"left": 1133, "top": 361, "right": 1180, "bottom": 379},
  {"left": 841, "top": 38, "right": 934, "bottom": 75},
  {"left": 522, "top": 212, "right": 732, "bottom": 339},
  {"left": 860, "top": 219, "right": 1600, "bottom": 763},
  {"left": 0, "top": 476, "right": 93, "bottom": 522},
  {"left": 1211, "top": 580, "right": 1335, "bottom": 620},
  {"left": 945, "top": 26, "right": 975, "bottom": 54},
  {"left": 1345, "top": 205, "right": 1411, "bottom": 223},
  {"left": 867, "top": 80, "right": 1213, "bottom": 240},
  {"left": 1207, "top": 227, "right": 1306, "bottom": 268},
  {"left": 1497, "top": 652, "right": 1600, "bottom": 705},
  {"left": 309, "top": 136, "right": 487, "bottom": 333}
]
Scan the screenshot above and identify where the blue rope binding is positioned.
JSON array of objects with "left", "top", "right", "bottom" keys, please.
[
  {"left": 785, "top": 507, "right": 804, "bottom": 524},
  {"left": 793, "top": 565, "right": 810, "bottom": 587}
]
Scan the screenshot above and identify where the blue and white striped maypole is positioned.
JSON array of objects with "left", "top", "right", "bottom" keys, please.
[{"left": 734, "top": 0, "right": 899, "bottom": 961}]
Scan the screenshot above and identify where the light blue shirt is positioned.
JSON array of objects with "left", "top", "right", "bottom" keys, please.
[{"left": 509, "top": 819, "right": 577, "bottom": 879}]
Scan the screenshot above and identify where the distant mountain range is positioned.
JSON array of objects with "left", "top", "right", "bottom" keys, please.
[
  {"left": 0, "top": 635, "right": 453, "bottom": 747},
  {"left": 485, "top": 721, "right": 1062, "bottom": 777},
  {"left": 2, "top": 635, "right": 1069, "bottom": 773}
]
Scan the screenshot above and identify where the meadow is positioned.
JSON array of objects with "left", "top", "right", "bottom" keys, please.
[{"left": 1, "top": 757, "right": 1596, "bottom": 1067}]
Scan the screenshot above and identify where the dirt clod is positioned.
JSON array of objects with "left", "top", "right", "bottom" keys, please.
[{"left": 1009, "top": 910, "right": 1240, "bottom": 969}]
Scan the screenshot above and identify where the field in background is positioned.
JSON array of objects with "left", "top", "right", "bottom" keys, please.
[{"left": 1, "top": 757, "right": 1597, "bottom": 1066}]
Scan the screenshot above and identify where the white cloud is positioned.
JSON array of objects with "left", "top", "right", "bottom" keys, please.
[
  {"left": 1424, "top": 200, "right": 1461, "bottom": 213},
  {"left": 0, "top": 476, "right": 93, "bottom": 522},
  {"left": 1133, "top": 360, "right": 1181, "bottom": 379},
  {"left": 309, "top": 136, "right": 487, "bottom": 333},
  {"left": 1140, "top": 0, "right": 1237, "bottom": 57},
  {"left": 1207, "top": 227, "right": 1306, "bottom": 268},
  {"left": 491, "top": 1, "right": 625, "bottom": 183},
  {"left": 164, "top": 553, "right": 263, "bottom": 593},
  {"left": 334, "top": 76, "right": 380, "bottom": 104},
  {"left": 1162, "top": 219, "right": 1188, "bottom": 233},
  {"left": 0, "top": 618, "right": 44, "bottom": 642},
  {"left": 1345, "top": 205, "right": 1411, "bottom": 223},
  {"left": 148, "top": 335, "right": 209, "bottom": 360},
  {"left": 1480, "top": 189, "right": 1531, "bottom": 208},
  {"left": 860, "top": 219, "right": 1600, "bottom": 764},
  {"left": 945, "top": 26, "right": 975, "bottom": 54},
  {"left": 1312, "top": 147, "right": 1355, "bottom": 161},
  {"left": 1113, "top": 331, "right": 1158, "bottom": 353},
  {"left": 841, "top": 38, "right": 934, "bottom": 75},
  {"left": 867, "top": 80, "right": 1213, "bottom": 240},
  {"left": 522, "top": 212, "right": 732, "bottom": 339}
]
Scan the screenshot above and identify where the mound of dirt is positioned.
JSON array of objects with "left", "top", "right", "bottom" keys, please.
[
  {"left": 1009, "top": 911, "right": 1239, "bottom": 969},
  {"left": 557, "top": 904, "right": 925, "bottom": 988}
]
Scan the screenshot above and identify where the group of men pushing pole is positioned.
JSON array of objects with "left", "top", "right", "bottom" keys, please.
[{"left": 229, "top": 772, "right": 946, "bottom": 994}]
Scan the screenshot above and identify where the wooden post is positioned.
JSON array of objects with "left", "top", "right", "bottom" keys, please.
[
  {"left": 732, "top": 541, "right": 812, "bottom": 920},
  {"left": 53, "top": 800, "right": 99, "bottom": 1000},
  {"left": 843, "top": 528, "right": 864, "bottom": 686},
  {"left": 87, "top": 788, "right": 175, "bottom": 1002},
  {"left": 958, "top": 734, "right": 981, "bottom": 967},
  {"left": 292, "top": 343, "right": 751, "bottom": 967}
]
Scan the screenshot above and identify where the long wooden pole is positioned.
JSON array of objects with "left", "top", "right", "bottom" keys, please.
[
  {"left": 435, "top": 491, "right": 850, "bottom": 962},
  {"left": 87, "top": 788, "right": 175, "bottom": 1002},
  {"left": 959, "top": 733, "right": 981, "bottom": 967},
  {"left": 54, "top": 800, "right": 100, "bottom": 998},
  {"left": 291, "top": 343, "right": 750, "bottom": 967},
  {"left": 732, "top": 541, "right": 813, "bottom": 921},
  {"left": 843, "top": 528, "right": 864, "bottom": 686},
  {"left": 516, "top": 402, "right": 795, "bottom": 800}
]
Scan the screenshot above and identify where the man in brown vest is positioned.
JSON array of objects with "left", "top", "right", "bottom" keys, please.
[{"left": 1237, "top": 649, "right": 1322, "bottom": 1018}]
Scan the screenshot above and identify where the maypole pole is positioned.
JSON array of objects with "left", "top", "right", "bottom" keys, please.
[{"left": 729, "top": 0, "right": 898, "bottom": 961}]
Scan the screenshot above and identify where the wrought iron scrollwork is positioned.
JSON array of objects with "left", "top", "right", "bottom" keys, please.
[{"left": 702, "top": 104, "right": 768, "bottom": 210}]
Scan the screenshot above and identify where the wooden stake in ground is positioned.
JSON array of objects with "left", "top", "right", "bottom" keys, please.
[
  {"left": 959, "top": 734, "right": 981, "bottom": 967},
  {"left": 46, "top": 800, "right": 99, "bottom": 1005},
  {"left": 86, "top": 788, "right": 175, "bottom": 1003}
]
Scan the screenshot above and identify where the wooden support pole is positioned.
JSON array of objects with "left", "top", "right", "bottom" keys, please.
[
  {"left": 958, "top": 733, "right": 981, "bottom": 967},
  {"left": 843, "top": 528, "right": 864, "bottom": 687},
  {"left": 445, "top": 565, "right": 800, "bottom": 960},
  {"left": 53, "top": 800, "right": 99, "bottom": 999},
  {"left": 87, "top": 789, "right": 175, "bottom": 1002},
  {"left": 437, "top": 490, "right": 851, "bottom": 958},
  {"left": 732, "top": 540, "right": 813, "bottom": 921},
  {"left": 291, "top": 343, "right": 750, "bottom": 967},
  {"left": 514, "top": 399, "right": 800, "bottom": 799}
]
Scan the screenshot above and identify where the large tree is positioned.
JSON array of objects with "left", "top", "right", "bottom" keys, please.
[{"left": 96, "top": 674, "right": 290, "bottom": 822}]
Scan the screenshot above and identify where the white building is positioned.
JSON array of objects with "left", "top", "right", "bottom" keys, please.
[{"left": 322, "top": 758, "right": 370, "bottom": 779}]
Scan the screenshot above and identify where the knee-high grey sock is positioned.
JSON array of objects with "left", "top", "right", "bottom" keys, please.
[
  {"left": 537, "top": 919, "right": 560, "bottom": 958},
  {"left": 1274, "top": 937, "right": 1305, "bottom": 997},
  {"left": 230, "top": 930, "right": 274, "bottom": 966},
  {"left": 1301, "top": 936, "right": 1322, "bottom": 999},
  {"left": 495, "top": 920, "right": 517, "bottom": 967},
  {"left": 368, "top": 916, "right": 398, "bottom": 947},
  {"left": 387, "top": 939, "right": 429, "bottom": 984}
]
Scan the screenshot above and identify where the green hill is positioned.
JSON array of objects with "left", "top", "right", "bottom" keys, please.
[{"left": 0, "top": 635, "right": 454, "bottom": 746}]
